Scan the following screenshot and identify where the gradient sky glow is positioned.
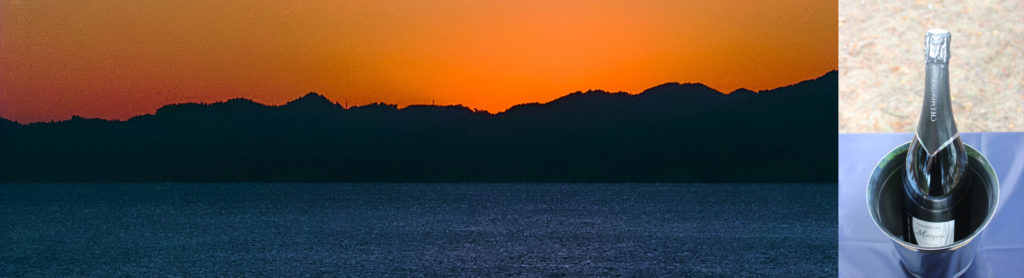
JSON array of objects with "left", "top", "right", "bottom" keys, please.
[{"left": 1, "top": 0, "right": 836, "bottom": 123}]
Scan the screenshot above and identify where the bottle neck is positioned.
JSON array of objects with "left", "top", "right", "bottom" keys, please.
[{"left": 916, "top": 62, "right": 958, "bottom": 155}]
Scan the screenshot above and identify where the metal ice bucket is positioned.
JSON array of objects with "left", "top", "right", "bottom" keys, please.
[{"left": 866, "top": 142, "right": 999, "bottom": 278}]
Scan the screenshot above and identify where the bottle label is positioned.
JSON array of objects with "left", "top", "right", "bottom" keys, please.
[{"left": 912, "top": 217, "right": 955, "bottom": 247}]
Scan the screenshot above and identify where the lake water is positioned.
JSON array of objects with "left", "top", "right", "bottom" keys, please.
[{"left": 1, "top": 183, "right": 836, "bottom": 277}]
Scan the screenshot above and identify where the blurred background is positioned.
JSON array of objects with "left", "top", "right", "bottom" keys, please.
[{"left": 839, "top": 0, "right": 1023, "bottom": 132}]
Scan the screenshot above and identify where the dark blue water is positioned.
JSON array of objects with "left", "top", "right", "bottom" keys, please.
[{"left": 1, "top": 183, "right": 836, "bottom": 277}]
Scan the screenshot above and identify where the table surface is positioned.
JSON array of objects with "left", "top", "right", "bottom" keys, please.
[{"left": 838, "top": 132, "right": 1024, "bottom": 277}]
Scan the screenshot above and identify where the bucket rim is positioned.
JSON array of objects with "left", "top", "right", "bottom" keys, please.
[{"left": 865, "top": 141, "right": 1000, "bottom": 252}]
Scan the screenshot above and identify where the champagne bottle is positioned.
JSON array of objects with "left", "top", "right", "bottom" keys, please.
[{"left": 902, "top": 29, "right": 970, "bottom": 247}]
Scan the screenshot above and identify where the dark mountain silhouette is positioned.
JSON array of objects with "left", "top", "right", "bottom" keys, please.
[
  {"left": 0, "top": 71, "right": 837, "bottom": 182},
  {"left": 728, "top": 88, "right": 757, "bottom": 96}
]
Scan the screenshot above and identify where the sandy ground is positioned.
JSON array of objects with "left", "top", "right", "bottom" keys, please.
[{"left": 839, "top": 0, "right": 1024, "bottom": 133}]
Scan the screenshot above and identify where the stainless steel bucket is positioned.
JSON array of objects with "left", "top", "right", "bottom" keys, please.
[{"left": 866, "top": 142, "right": 999, "bottom": 278}]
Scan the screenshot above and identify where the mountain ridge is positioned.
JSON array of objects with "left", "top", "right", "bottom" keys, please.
[
  {"left": 0, "top": 70, "right": 838, "bottom": 183},
  {"left": 1, "top": 71, "right": 836, "bottom": 125}
]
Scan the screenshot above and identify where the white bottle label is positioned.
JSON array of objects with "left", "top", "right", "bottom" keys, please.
[{"left": 912, "top": 217, "right": 955, "bottom": 247}]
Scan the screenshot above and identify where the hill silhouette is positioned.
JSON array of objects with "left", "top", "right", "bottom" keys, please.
[{"left": 0, "top": 71, "right": 837, "bottom": 182}]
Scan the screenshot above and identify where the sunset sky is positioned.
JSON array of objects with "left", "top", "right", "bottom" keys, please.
[{"left": 1, "top": 0, "right": 836, "bottom": 123}]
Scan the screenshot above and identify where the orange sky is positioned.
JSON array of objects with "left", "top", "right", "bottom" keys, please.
[{"left": 0, "top": 0, "right": 836, "bottom": 123}]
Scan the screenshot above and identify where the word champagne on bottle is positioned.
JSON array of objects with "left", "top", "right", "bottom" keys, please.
[{"left": 902, "top": 29, "right": 969, "bottom": 248}]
